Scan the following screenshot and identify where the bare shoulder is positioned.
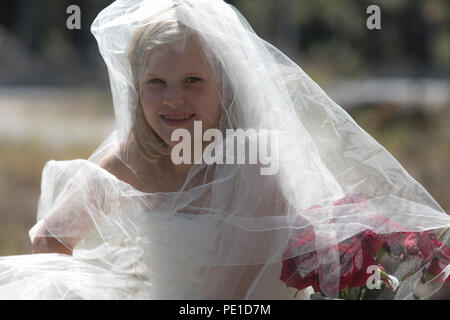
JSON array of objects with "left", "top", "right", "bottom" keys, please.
[{"left": 97, "top": 148, "right": 145, "bottom": 191}]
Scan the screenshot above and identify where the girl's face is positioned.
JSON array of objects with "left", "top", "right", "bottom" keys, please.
[{"left": 139, "top": 38, "right": 221, "bottom": 148}]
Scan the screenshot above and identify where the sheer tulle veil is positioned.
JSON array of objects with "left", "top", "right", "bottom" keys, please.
[{"left": 20, "top": 0, "right": 449, "bottom": 299}]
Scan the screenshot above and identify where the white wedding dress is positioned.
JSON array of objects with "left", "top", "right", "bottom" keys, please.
[{"left": 0, "top": 160, "right": 310, "bottom": 300}]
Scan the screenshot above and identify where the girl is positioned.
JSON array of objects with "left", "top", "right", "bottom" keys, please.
[{"left": 1, "top": 0, "right": 449, "bottom": 300}]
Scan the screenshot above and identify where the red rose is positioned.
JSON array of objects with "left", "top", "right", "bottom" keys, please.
[
  {"left": 435, "top": 240, "right": 450, "bottom": 261},
  {"left": 281, "top": 194, "right": 450, "bottom": 297},
  {"left": 403, "top": 231, "right": 436, "bottom": 261},
  {"left": 361, "top": 229, "right": 383, "bottom": 255},
  {"left": 281, "top": 220, "right": 320, "bottom": 291},
  {"left": 280, "top": 251, "right": 320, "bottom": 291},
  {"left": 338, "top": 234, "right": 378, "bottom": 289},
  {"left": 281, "top": 228, "right": 383, "bottom": 293},
  {"left": 426, "top": 238, "right": 450, "bottom": 282},
  {"left": 382, "top": 232, "right": 410, "bottom": 256},
  {"left": 427, "top": 259, "right": 450, "bottom": 282},
  {"left": 281, "top": 196, "right": 386, "bottom": 294},
  {"left": 403, "top": 233, "right": 419, "bottom": 255},
  {"left": 339, "top": 241, "right": 363, "bottom": 289}
]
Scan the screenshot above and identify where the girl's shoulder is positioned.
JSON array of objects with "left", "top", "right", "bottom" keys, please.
[{"left": 97, "top": 147, "right": 146, "bottom": 192}]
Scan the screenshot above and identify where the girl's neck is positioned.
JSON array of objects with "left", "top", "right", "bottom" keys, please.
[{"left": 160, "top": 154, "right": 193, "bottom": 179}]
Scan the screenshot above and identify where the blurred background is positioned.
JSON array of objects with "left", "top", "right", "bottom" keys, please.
[{"left": 0, "top": 0, "right": 448, "bottom": 297}]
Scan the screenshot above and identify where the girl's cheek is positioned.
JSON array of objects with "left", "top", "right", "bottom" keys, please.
[{"left": 141, "top": 91, "right": 162, "bottom": 111}]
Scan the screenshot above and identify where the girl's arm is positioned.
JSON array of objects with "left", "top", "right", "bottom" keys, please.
[
  {"left": 32, "top": 229, "right": 74, "bottom": 255},
  {"left": 31, "top": 151, "right": 139, "bottom": 255}
]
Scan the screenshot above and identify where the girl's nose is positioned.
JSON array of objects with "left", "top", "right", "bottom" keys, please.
[{"left": 163, "top": 86, "right": 185, "bottom": 107}]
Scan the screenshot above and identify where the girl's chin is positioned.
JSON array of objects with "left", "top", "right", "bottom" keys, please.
[
  {"left": 163, "top": 132, "right": 193, "bottom": 147},
  {"left": 165, "top": 140, "right": 181, "bottom": 148}
]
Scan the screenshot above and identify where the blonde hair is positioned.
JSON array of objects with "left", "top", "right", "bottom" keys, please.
[{"left": 127, "top": 19, "right": 192, "bottom": 163}]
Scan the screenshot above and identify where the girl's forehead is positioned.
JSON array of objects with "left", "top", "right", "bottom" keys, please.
[{"left": 144, "top": 39, "right": 211, "bottom": 75}]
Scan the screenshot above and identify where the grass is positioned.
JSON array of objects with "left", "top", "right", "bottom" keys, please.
[
  {"left": 0, "top": 137, "right": 99, "bottom": 255},
  {"left": 351, "top": 104, "right": 450, "bottom": 213}
]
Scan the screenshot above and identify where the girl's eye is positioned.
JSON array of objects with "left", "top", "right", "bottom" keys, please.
[
  {"left": 148, "top": 78, "right": 165, "bottom": 85},
  {"left": 186, "top": 77, "right": 201, "bottom": 84}
]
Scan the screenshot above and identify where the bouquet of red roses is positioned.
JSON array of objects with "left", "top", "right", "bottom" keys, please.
[{"left": 280, "top": 195, "right": 450, "bottom": 300}]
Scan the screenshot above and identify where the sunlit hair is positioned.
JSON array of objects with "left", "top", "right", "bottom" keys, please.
[
  {"left": 127, "top": 19, "right": 193, "bottom": 163},
  {"left": 127, "top": 18, "right": 233, "bottom": 164}
]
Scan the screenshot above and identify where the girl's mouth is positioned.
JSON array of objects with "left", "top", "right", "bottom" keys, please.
[{"left": 160, "top": 113, "right": 196, "bottom": 126}]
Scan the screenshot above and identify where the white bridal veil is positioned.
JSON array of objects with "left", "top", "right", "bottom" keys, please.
[{"left": 6, "top": 0, "right": 448, "bottom": 299}]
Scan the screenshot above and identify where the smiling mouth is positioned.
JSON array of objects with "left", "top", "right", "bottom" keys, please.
[{"left": 160, "top": 113, "right": 196, "bottom": 125}]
